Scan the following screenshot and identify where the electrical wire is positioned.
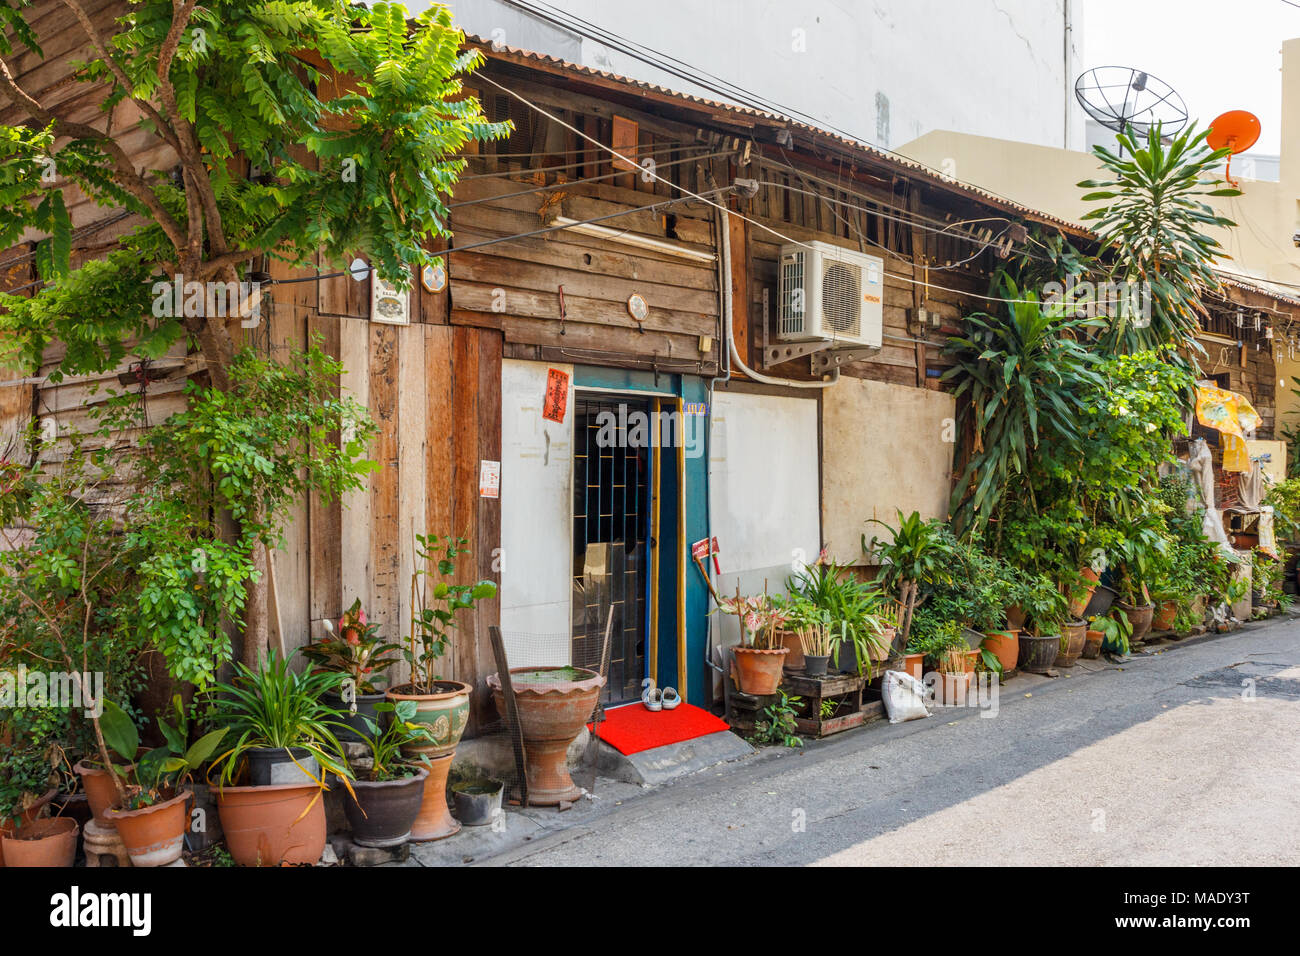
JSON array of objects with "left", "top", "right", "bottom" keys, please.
[
  {"left": 458, "top": 140, "right": 706, "bottom": 180},
  {"left": 471, "top": 69, "right": 1067, "bottom": 307},
  {"left": 494, "top": 0, "right": 1061, "bottom": 216}
]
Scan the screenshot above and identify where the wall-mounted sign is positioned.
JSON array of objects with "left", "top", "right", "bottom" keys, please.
[
  {"left": 543, "top": 368, "right": 569, "bottom": 423},
  {"left": 421, "top": 263, "right": 446, "bottom": 293},
  {"left": 371, "top": 267, "right": 410, "bottom": 325},
  {"left": 627, "top": 292, "right": 648, "bottom": 323},
  {"left": 479, "top": 459, "right": 501, "bottom": 498}
]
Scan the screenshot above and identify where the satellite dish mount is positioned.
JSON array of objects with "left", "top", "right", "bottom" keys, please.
[{"left": 1074, "top": 66, "right": 1188, "bottom": 155}]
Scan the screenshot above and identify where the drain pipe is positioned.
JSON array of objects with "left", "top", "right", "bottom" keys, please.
[{"left": 704, "top": 207, "right": 840, "bottom": 688}]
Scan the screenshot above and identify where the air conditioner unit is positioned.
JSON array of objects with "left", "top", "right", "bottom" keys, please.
[{"left": 777, "top": 241, "right": 883, "bottom": 349}]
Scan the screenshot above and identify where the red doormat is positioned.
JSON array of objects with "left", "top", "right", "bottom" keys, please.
[{"left": 589, "top": 702, "right": 731, "bottom": 756}]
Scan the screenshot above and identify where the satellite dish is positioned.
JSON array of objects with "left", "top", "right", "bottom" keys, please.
[
  {"left": 1075, "top": 66, "right": 1189, "bottom": 146},
  {"left": 1207, "top": 110, "right": 1261, "bottom": 187}
]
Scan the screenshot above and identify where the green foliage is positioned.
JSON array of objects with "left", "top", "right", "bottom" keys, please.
[
  {"left": 404, "top": 533, "right": 496, "bottom": 694},
  {"left": 0, "top": 739, "right": 59, "bottom": 826},
  {"left": 352, "top": 700, "right": 435, "bottom": 782},
  {"left": 863, "top": 510, "right": 959, "bottom": 593},
  {"left": 786, "top": 558, "right": 890, "bottom": 673},
  {"left": 750, "top": 690, "right": 803, "bottom": 748},
  {"left": 1264, "top": 477, "right": 1300, "bottom": 542},
  {"left": 942, "top": 279, "right": 1105, "bottom": 534},
  {"left": 1078, "top": 122, "right": 1239, "bottom": 355},
  {"left": 301, "top": 598, "right": 399, "bottom": 695},
  {"left": 1089, "top": 612, "right": 1133, "bottom": 657},
  {"left": 120, "top": 341, "right": 376, "bottom": 686},
  {"left": 206, "top": 651, "right": 351, "bottom": 786},
  {"left": 904, "top": 615, "right": 966, "bottom": 671}
]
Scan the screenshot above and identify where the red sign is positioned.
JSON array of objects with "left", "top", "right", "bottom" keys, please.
[
  {"left": 543, "top": 368, "right": 568, "bottom": 423},
  {"left": 691, "top": 536, "right": 722, "bottom": 574}
]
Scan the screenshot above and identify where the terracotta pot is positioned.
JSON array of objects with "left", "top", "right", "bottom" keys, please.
[
  {"left": 1082, "top": 629, "right": 1104, "bottom": 660},
  {"left": 341, "top": 767, "right": 428, "bottom": 848},
  {"left": 1152, "top": 600, "right": 1178, "bottom": 632},
  {"left": 216, "top": 782, "right": 327, "bottom": 867},
  {"left": 0, "top": 787, "right": 56, "bottom": 867},
  {"left": 1117, "top": 602, "right": 1155, "bottom": 644},
  {"left": 0, "top": 817, "right": 78, "bottom": 867},
  {"left": 730, "top": 646, "right": 788, "bottom": 695},
  {"left": 1068, "top": 568, "right": 1101, "bottom": 618},
  {"left": 868, "top": 627, "right": 896, "bottom": 662},
  {"left": 1017, "top": 633, "right": 1059, "bottom": 674},
  {"left": 901, "top": 652, "right": 925, "bottom": 681},
  {"left": 937, "top": 671, "right": 972, "bottom": 706},
  {"left": 779, "top": 629, "right": 804, "bottom": 671},
  {"left": 487, "top": 666, "right": 605, "bottom": 806},
  {"left": 1057, "top": 621, "right": 1087, "bottom": 667},
  {"left": 982, "top": 629, "right": 1020, "bottom": 673},
  {"left": 106, "top": 789, "right": 190, "bottom": 867},
  {"left": 74, "top": 760, "right": 134, "bottom": 827},
  {"left": 963, "top": 649, "right": 980, "bottom": 673},
  {"left": 386, "top": 681, "right": 472, "bottom": 759},
  {"left": 408, "top": 754, "right": 458, "bottom": 841}
]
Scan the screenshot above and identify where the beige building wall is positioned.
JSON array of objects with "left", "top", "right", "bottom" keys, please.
[
  {"left": 899, "top": 37, "right": 1300, "bottom": 437},
  {"left": 821, "top": 377, "right": 957, "bottom": 566}
]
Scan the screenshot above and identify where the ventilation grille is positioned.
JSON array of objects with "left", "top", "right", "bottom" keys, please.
[
  {"left": 821, "top": 261, "right": 861, "bottom": 336},
  {"left": 779, "top": 251, "right": 806, "bottom": 336}
]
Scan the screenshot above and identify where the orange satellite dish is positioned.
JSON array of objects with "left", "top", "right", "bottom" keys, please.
[{"left": 1207, "top": 110, "right": 1262, "bottom": 186}]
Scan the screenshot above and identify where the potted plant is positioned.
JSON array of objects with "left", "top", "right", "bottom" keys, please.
[
  {"left": 1, "top": 817, "right": 79, "bottom": 867},
  {"left": 99, "top": 701, "right": 227, "bottom": 867},
  {"left": 386, "top": 533, "right": 495, "bottom": 839},
  {"left": 787, "top": 557, "right": 891, "bottom": 677},
  {"left": 907, "top": 618, "right": 969, "bottom": 704},
  {"left": 1091, "top": 612, "right": 1134, "bottom": 659},
  {"left": 864, "top": 510, "right": 958, "bottom": 649},
  {"left": 787, "top": 596, "right": 834, "bottom": 677},
  {"left": 387, "top": 534, "right": 496, "bottom": 758},
  {"left": 207, "top": 653, "right": 353, "bottom": 867},
  {"left": 712, "top": 589, "right": 789, "bottom": 694},
  {"left": 0, "top": 742, "right": 59, "bottom": 867},
  {"left": 302, "top": 598, "right": 400, "bottom": 743},
  {"left": 1016, "top": 573, "right": 1066, "bottom": 673},
  {"left": 338, "top": 701, "right": 433, "bottom": 848}
]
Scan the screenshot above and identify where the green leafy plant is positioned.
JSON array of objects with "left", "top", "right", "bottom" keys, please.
[
  {"left": 750, "top": 690, "right": 803, "bottom": 748},
  {"left": 350, "top": 700, "right": 435, "bottom": 782},
  {"left": 1079, "top": 122, "right": 1240, "bottom": 355},
  {"left": 864, "top": 510, "right": 959, "bottom": 642},
  {"left": 403, "top": 533, "right": 497, "bottom": 694},
  {"left": 205, "top": 651, "right": 352, "bottom": 788},
  {"left": 98, "top": 699, "right": 226, "bottom": 810},
  {"left": 1090, "top": 612, "right": 1133, "bottom": 657},
  {"left": 301, "top": 599, "right": 399, "bottom": 695},
  {"left": 787, "top": 558, "right": 890, "bottom": 671}
]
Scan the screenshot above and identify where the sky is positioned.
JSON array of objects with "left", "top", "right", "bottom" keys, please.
[{"left": 1083, "top": 0, "right": 1298, "bottom": 155}]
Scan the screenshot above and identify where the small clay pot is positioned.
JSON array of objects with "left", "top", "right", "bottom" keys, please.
[
  {"left": 937, "top": 671, "right": 972, "bottom": 706},
  {"left": 1152, "top": 600, "right": 1178, "bottom": 632},
  {"left": 0, "top": 787, "right": 57, "bottom": 867},
  {"left": 0, "top": 817, "right": 78, "bottom": 867},
  {"left": 778, "top": 630, "right": 804, "bottom": 671},
  {"left": 1057, "top": 621, "right": 1087, "bottom": 667},
  {"left": 901, "top": 652, "right": 925, "bottom": 681},
  {"left": 74, "top": 761, "right": 134, "bottom": 827},
  {"left": 982, "top": 629, "right": 1020, "bottom": 673},
  {"left": 1117, "top": 602, "right": 1155, "bottom": 644},
  {"left": 106, "top": 789, "right": 191, "bottom": 867},
  {"left": 731, "top": 646, "right": 788, "bottom": 695},
  {"left": 342, "top": 767, "right": 428, "bottom": 848},
  {"left": 1082, "top": 629, "right": 1104, "bottom": 660}
]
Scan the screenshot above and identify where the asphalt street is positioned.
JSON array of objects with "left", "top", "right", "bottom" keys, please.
[{"left": 481, "top": 618, "right": 1300, "bottom": 866}]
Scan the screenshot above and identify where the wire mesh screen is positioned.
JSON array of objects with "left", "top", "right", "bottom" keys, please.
[
  {"left": 572, "top": 396, "right": 650, "bottom": 705},
  {"left": 484, "top": 611, "right": 613, "bottom": 807}
]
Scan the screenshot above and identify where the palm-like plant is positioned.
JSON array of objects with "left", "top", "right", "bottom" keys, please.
[
  {"left": 207, "top": 651, "right": 352, "bottom": 787},
  {"left": 1078, "top": 122, "right": 1239, "bottom": 355},
  {"left": 942, "top": 280, "right": 1105, "bottom": 534}
]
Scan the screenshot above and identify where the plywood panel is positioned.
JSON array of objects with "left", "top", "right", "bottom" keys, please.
[{"left": 339, "top": 318, "right": 374, "bottom": 619}]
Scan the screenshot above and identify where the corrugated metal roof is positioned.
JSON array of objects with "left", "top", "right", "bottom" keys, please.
[{"left": 467, "top": 36, "right": 1300, "bottom": 312}]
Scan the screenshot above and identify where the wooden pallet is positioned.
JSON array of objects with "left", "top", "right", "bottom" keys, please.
[{"left": 784, "top": 671, "right": 870, "bottom": 739}]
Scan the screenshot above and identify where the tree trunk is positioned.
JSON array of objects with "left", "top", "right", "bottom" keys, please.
[{"left": 242, "top": 505, "right": 269, "bottom": 667}]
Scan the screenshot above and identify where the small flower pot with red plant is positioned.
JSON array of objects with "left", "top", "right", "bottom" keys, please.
[{"left": 302, "top": 598, "right": 401, "bottom": 744}]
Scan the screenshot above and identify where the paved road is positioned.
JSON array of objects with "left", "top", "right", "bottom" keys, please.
[{"left": 485, "top": 619, "right": 1300, "bottom": 866}]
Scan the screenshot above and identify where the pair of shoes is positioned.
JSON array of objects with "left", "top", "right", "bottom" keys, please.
[
  {"left": 641, "top": 678, "right": 682, "bottom": 711},
  {"left": 642, "top": 678, "right": 662, "bottom": 711}
]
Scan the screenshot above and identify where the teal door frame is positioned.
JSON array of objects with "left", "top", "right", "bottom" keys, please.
[{"left": 573, "top": 366, "right": 710, "bottom": 707}]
